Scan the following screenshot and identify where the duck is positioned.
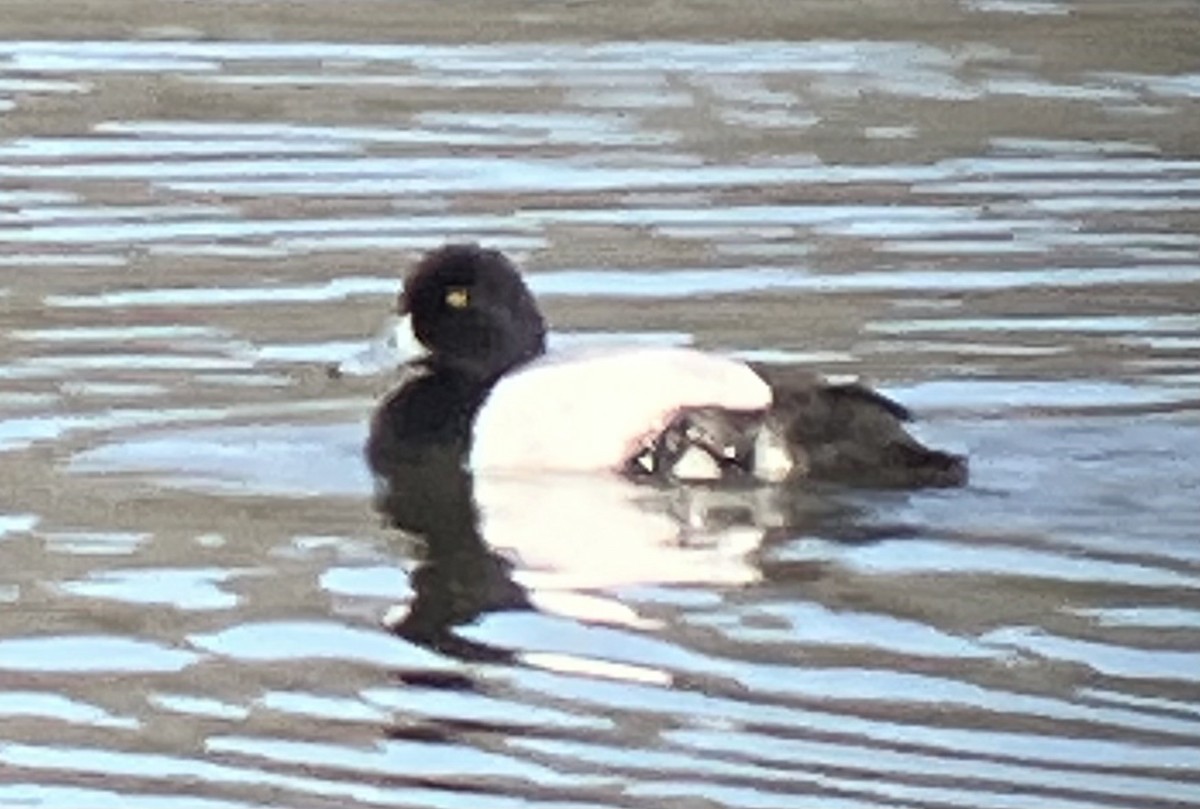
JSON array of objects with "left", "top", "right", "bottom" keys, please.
[{"left": 366, "top": 243, "right": 967, "bottom": 488}]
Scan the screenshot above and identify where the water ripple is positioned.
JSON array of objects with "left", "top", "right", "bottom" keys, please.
[{"left": 3, "top": 10, "right": 1200, "bottom": 809}]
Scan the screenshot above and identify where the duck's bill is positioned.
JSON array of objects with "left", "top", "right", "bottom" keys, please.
[{"left": 335, "top": 313, "right": 428, "bottom": 377}]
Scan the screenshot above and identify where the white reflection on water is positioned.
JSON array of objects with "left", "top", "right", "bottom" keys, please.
[
  {"left": 831, "top": 539, "right": 1200, "bottom": 589},
  {"left": 206, "top": 734, "right": 604, "bottom": 789},
  {"left": 46, "top": 262, "right": 1200, "bottom": 309},
  {"left": 0, "top": 513, "right": 39, "bottom": 538},
  {"left": 0, "top": 743, "right": 457, "bottom": 808},
  {"left": 668, "top": 727, "right": 1198, "bottom": 806},
  {"left": 42, "top": 266, "right": 1200, "bottom": 312},
  {"left": 870, "top": 314, "right": 1200, "bottom": 334},
  {"left": 149, "top": 693, "right": 250, "bottom": 721},
  {"left": 983, "top": 626, "right": 1200, "bottom": 683},
  {"left": 892, "top": 378, "right": 1196, "bottom": 410},
  {"left": 71, "top": 423, "right": 373, "bottom": 497},
  {"left": 188, "top": 620, "right": 445, "bottom": 667},
  {"left": 0, "top": 637, "right": 198, "bottom": 672},
  {"left": 55, "top": 567, "right": 243, "bottom": 610},
  {"left": 0, "top": 692, "right": 136, "bottom": 729},
  {"left": 1076, "top": 606, "right": 1200, "bottom": 629}
]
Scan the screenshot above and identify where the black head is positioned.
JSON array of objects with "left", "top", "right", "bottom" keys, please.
[{"left": 402, "top": 244, "right": 547, "bottom": 380}]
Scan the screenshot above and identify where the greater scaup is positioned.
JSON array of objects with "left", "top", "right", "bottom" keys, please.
[{"left": 367, "top": 243, "right": 967, "bottom": 488}]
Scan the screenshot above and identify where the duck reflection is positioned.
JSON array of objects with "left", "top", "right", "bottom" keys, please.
[
  {"left": 374, "top": 449, "right": 855, "bottom": 661},
  {"left": 374, "top": 454, "right": 528, "bottom": 663}
]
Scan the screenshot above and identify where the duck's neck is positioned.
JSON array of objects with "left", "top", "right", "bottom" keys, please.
[
  {"left": 368, "top": 364, "right": 489, "bottom": 474},
  {"left": 438, "top": 335, "right": 543, "bottom": 389}
]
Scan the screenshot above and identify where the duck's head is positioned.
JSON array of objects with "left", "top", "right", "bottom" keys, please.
[{"left": 400, "top": 244, "right": 547, "bottom": 380}]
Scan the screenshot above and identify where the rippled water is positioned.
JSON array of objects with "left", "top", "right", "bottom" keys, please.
[{"left": 2, "top": 1, "right": 1200, "bottom": 807}]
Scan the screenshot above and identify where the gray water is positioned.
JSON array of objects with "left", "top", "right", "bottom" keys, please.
[{"left": 2, "top": 1, "right": 1200, "bottom": 807}]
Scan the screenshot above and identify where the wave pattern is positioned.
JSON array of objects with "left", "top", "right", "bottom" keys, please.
[{"left": 2, "top": 2, "right": 1199, "bottom": 807}]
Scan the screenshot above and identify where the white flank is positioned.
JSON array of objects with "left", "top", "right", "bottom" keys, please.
[{"left": 470, "top": 346, "right": 771, "bottom": 472}]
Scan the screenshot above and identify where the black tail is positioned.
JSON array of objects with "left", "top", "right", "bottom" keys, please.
[{"left": 753, "top": 365, "right": 968, "bottom": 489}]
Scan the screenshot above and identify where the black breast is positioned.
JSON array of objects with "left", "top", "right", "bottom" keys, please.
[{"left": 366, "top": 366, "right": 489, "bottom": 477}]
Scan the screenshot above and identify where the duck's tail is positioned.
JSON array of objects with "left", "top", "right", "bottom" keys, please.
[{"left": 755, "top": 366, "right": 968, "bottom": 489}]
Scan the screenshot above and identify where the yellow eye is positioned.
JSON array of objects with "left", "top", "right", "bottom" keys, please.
[{"left": 445, "top": 287, "right": 470, "bottom": 309}]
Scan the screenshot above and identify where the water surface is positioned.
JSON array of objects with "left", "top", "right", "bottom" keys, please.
[{"left": 2, "top": 1, "right": 1199, "bottom": 807}]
